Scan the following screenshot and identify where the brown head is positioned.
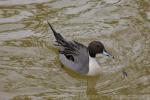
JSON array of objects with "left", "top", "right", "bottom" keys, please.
[{"left": 88, "top": 41, "right": 114, "bottom": 58}]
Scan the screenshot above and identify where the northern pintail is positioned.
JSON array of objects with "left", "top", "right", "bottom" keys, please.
[{"left": 48, "top": 23, "right": 114, "bottom": 76}]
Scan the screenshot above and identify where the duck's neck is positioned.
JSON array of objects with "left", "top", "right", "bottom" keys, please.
[{"left": 87, "top": 56, "right": 100, "bottom": 76}]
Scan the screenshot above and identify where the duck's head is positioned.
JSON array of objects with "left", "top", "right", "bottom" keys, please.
[{"left": 88, "top": 41, "right": 114, "bottom": 58}]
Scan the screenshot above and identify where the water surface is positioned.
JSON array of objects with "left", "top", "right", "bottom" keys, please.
[{"left": 0, "top": 0, "right": 150, "bottom": 100}]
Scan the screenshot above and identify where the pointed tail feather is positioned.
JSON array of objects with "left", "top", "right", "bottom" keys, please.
[{"left": 47, "top": 22, "right": 66, "bottom": 45}]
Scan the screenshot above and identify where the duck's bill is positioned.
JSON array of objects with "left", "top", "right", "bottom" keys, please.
[{"left": 102, "top": 49, "right": 114, "bottom": 58}]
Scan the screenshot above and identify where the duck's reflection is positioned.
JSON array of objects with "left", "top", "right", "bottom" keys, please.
[
  {"left": 86, "top": 76, "right": 98, "bottom": 95},
  {"left": 61, "top": 65, "right": 99, "bottom": 95}
]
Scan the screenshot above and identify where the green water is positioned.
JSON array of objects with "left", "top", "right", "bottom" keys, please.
[{"left": 0, "top": 0, "right": 150, "bottom": 100}]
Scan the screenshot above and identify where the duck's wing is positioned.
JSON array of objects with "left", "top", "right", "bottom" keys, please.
[
  {"left": 48, "top": 22, "right": 89, "bottom": 74},
  {"left": 59, "top": 41, "right": 89, "bottom": 74}
]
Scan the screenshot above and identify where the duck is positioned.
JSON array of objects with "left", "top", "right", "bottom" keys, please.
[{"left": 48, "top": 22, "right": 114, "bottom": 76}]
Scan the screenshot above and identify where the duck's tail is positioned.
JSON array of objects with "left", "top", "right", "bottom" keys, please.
[{"left": 47, "top": 22, "right": 66, "bottom": 45}]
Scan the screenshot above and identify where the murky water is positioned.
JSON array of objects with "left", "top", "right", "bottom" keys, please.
[{"left": 0, "top": 0, "right": 150, "bottom": 100}]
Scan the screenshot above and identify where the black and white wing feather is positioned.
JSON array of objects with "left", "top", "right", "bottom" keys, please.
[{"left": 48, "top": 22, "right": 84, "bottom": 57}]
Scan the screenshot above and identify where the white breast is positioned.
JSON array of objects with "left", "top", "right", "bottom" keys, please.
[{"left": 87, "top": 56, "right": 101, "bottom": 76}]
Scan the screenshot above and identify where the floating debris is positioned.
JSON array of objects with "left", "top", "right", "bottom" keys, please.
[{"left": 122, "top": 71, "right": 128, "bottom": 78}]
